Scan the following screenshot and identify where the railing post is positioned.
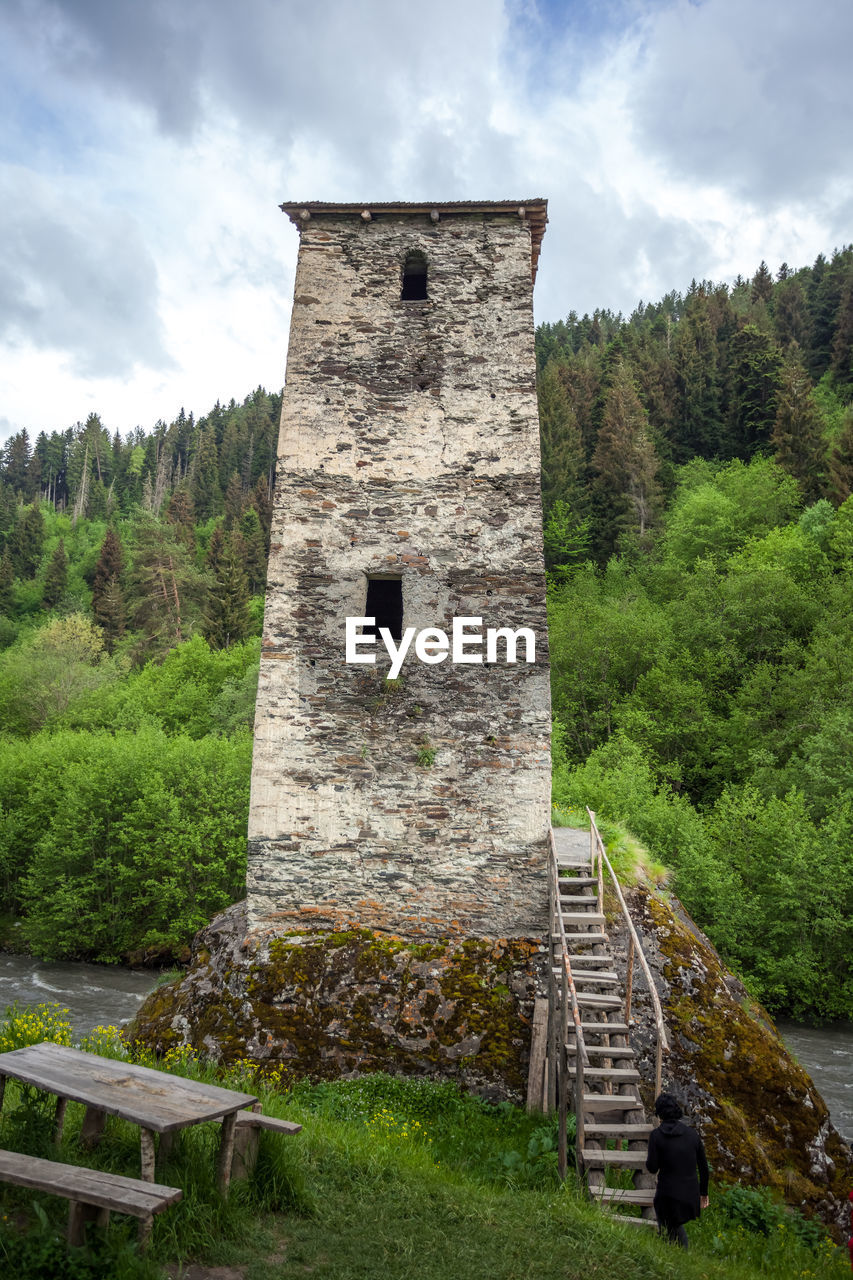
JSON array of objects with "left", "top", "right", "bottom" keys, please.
[
  {"left": 655, "top": 1037, "right": 663, "bottom": 1099},
  {"left": 625, "top": 935, "right": 635, "bottom": 1025},
  {"left": 558, "top": 1041, "right": 568, "bottom": 1180},
  {"left": 575, "top": 1053, "right": 585, "bottom": 1173}
]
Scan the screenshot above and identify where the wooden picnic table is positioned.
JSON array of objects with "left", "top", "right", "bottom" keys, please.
[{"left": 0, "top": 1041, "right": 258, "bottom": 1195}]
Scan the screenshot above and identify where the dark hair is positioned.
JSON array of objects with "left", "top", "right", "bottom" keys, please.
[{"left": 654, "top": 1092, "right": 683, "bottom": 1121}]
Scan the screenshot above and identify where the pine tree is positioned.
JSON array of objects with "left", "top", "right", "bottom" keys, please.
[
  {"left": 96, "top": 576, "right": 126, "bottom": 650},
  {"left": 224, "top": 471, "right": 244, "bottom": 528},
  {"left": 0, "top": 548, "right": 14, "bottom": 616},
  {"left": 206, "top": 524, "right": 226, "bottom": 576},
  {"left": 166, "top": 487, "right": 196, "bottom": 548},
  {"left": 591, "top": 361, "right": 662, "bottom": 556},
  {"left": 9, "top": 504, "right": 45, "bottom": 578},
  {"left": 537, "top": 361, "right": 587, "bottom": 517},
  {"left": 204, "top": 536, "right": 251, "bottom": 649},
  {"left": 92, "top": 527, "right": 125, "bottom": 651},
  {"left": 771, "top": 353, "right": 825, "bottom": 501},
  {"left": 42, "top": 538, "right": 68, "bottom": 608},
  {"left": 828, "top": 410, "right": 853, "bottom": 505},
  {"left": 128, "top": 517, "right": 210, "bottom": 655},
  {"left": 727, "top": 324, "right": 783, "bottom": 455},
  {"left": 251, "top": 475, "right": 273, "bottom": 552},
  {"left": 190, "top": 424, "right": 222, "bottom": 520},
  {"left": 830, "top": 274, "right": 853, "bottom": 388},
  {"left": 751, "top": 260, "right": 773, "bottom": 304},
  {"left": 237, "top": 507, "right": 267, "bottom": 594}
]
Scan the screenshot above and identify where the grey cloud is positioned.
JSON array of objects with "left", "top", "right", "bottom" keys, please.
[
  {"left": 0, "top": 168, "right": 172, "bottom": 377},
  {"left": 631, "top": 0, "right": 853, "bottom": 206},
  {"left": 5, "top": 0, "right": 508, "bottom": 182}
]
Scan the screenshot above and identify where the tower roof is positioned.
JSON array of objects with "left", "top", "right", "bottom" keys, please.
[{"left": 279, "top": 199, "right": 548, "bottom": 283}]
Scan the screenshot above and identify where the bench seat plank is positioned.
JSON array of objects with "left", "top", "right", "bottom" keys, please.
[
  {"left": 234, "top": 1112, "right": 302, "bottom": 1135},
  {"left": 0, "top": 1149, "right": 181, "bottom": 1217}
]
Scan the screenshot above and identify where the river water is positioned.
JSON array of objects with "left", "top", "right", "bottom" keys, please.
[
  {"left": 0, "top": 952, "right": 157, "bottom": 1038},
  {"left": 1, "top": 955, "right": 851, "bottom": 1142}
]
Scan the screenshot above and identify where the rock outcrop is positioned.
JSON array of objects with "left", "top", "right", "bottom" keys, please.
[
  {"left": 131, "top": 901, "right": 545, "bottom": 1101},
  {"left": 611, "top": 884, "right": 853, "bottom": 1230}
]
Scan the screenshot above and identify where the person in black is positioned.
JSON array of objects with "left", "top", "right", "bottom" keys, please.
[{"left": 645, "top": 1092, "right": 709, "bottom": 1248}]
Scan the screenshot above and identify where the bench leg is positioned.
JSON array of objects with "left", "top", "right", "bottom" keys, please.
[
  {"left": 80, "top": 1106, "right": 106, "bottom": 1148},
  {"left": 216, "top": 1111, "right": 237, "bottom": 1196},
  {"left": 68, "top": 1201, "right": 110, "bottom": 1247},
  {"left": 137, "top": 1212, "right": 154, "bottom": 1250},
  {"left": 140, "top": 1127, "right": 156, "bottom": 1182},
  {"left": 155, "top": 1130, "right": 174, "bottom": 1176},
  {"left": 54, "top": 1096, "right": 68, "bottom": 1143},
  {"left": 231, "top": 1124, "right": 260, "bottom": 1182}
]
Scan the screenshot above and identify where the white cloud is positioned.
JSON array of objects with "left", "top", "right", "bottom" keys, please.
[{"left": 1, "top": 0, "right": 851, "bottom": 443}]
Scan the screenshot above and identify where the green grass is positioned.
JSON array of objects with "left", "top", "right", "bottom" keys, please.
[{"left": 0, "top": 1008, "right": 849, "bottom": 1279}]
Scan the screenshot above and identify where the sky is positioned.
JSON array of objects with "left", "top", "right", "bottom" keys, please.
[{"left": 1, "top": 0, "right": 851, "bottom": 445}]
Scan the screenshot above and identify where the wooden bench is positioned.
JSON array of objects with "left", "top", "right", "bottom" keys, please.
[
  {"left": 231, "top": 1107, "right": 302, "bottom": 1180},
  {"left": 0, "top": 1148, "right": 182, "bottom": 1247}
]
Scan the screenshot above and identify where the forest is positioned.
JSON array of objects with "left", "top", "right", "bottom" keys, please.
[{"left": 1, "top": 249, "right": 852, "bottom": 1022}]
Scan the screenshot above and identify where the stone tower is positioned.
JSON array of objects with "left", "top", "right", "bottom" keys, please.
[{"left": 243, "top": 201, "right": 551, "bottom": 1092}]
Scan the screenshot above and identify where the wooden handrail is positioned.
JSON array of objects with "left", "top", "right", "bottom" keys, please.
[
  {"left": 587, "top": 808, "right": 669, "bottom": 1096},
  {"left": 548, "top": 829, "right": 589, "bottom": 1177}
]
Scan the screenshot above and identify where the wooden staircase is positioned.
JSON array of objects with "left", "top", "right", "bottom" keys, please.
[{"left": 540, "top": 819, "right": 669, "bottom": 1229}]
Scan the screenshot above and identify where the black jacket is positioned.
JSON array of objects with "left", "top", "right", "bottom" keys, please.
[{"left": 646, "top": 1120, "right": 710, "bottom": 1208}]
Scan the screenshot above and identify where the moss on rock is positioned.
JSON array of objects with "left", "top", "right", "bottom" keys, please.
[
  {"left": 129, "top": 901, "right": 545, "bottom": 1101},
  {"left": 612, "top": 885, "right": 853, "bottom": 1231}
]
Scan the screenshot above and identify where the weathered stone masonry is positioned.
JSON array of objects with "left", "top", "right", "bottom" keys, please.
[
  {"left": 133, "top": 202, "right": 553, "bottom": 1097},
  {"left": 247, "top": 201, "right": 552, "bottom": 947}
]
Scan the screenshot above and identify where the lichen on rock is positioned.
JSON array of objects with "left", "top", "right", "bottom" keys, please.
[
  {"left": 130, "top": 901, "right": 546, "bottom": 1101},
  {"left": 610, "top": 884, "right": 853, "bottom": 1231}
]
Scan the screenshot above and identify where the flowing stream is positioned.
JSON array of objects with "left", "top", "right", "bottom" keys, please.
[
  {"left": 1, "top": 955, "right": 851, "bottom": 1142},
  {"left": 778, "top": 1021, "right": 853, "bottom": 1145},
  {"left": 0, "top": 953, "right": 157, "bottom": 1038}
]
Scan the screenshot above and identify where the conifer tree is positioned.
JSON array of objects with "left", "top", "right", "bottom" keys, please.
[
  {"left": 9, "top": 504, "right": 45, "bottom": 578},
  {"left": 771, "top": 353, "right": 825, "bottom": 502},
  {"left": 224, "top": 471, "right": 244, "bottom": 528},
  {"left": 92, "top": 527, "right": 125, "bottom": 651},
  {"left": 537, "top": 360, "right": 587, "bottom": 518},
  {"left": 42, "top": 538, "right": 68, "bottom": 608},
  {"left": 828, "top": 410, "right": 853, "bottom": 505},
  {"left": 237, "top": 507, "right": 267, "bottom": 594},
  {"left": 204, "top": 536, "right": 251, "bottom": 649},
  {"left": 0, "top": 548, "right": 14, "bottom": 615},
  {"left": 166, "top": 487, "right": 196, "bottom": 549},
  {"left": 251, "top": 475, "right": 273, "bottom": 549},
  {"left": 591, "top": 361, "right": 661, "bottom": 556},
  {"left": 190, "top": 424, "right": 221, "bottom": 520}
]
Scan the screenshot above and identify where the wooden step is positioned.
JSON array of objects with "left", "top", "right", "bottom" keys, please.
[
  {"left": 567, "top": 1043, "right": 634, "bottom": 1057},
  {"left": 566, "top": 954, "right": 613, "bottom": 966},
  {"left": 569, "top": 1067, "right": 640, "bottom": 1082},
  {"left": 561, "top": 913, "right": 606, "bottom": 926},
  {"left": 552, "top": 967, "right": 619, "bottom": 983},
  {"left": 581, "top": 1095, "right": 643, "bottom": 1111},
  {"left": 603, "top": 1212, "right": 657, "bottom": 1229},
  {"left": 560, "top": 894, "right": 600, "bottom": 907},
  {"left": 559, "top": 876, "right": 597, "bottom": 887},
  {"left": 576, "top": 993, "right": 622, "bottom": 1009},
  {"left": 571, "top": 1022, "right": 631, "bottom": 1036},
  {"left": 581, "top": 1149, "right": 648, "bottom": 1167},
  {"left": 590, "top": 1188, "right": 656, "bottom": 1206},
  {"left": 561, "top": 933, "right": 608, "bottom": 946},
  {"left": 584, "top": 1123, "right": 653, "bottom": 1138}
]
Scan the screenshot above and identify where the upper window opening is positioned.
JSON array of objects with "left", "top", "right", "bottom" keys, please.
[
  {"left": 364, "top": 577, "right": 403, "bottom": 642},
  {"left": 401, "top": 251, "right": 428, "bottom": 301}
]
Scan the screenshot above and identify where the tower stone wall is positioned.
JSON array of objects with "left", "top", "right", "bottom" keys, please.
[{"left": 247, "top": 201, "right": 551, "bottom": 944}]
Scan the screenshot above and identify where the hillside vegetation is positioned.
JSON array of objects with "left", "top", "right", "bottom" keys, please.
[{"left": 1, "top": 253, "right": 852, "bottom": 1020}]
